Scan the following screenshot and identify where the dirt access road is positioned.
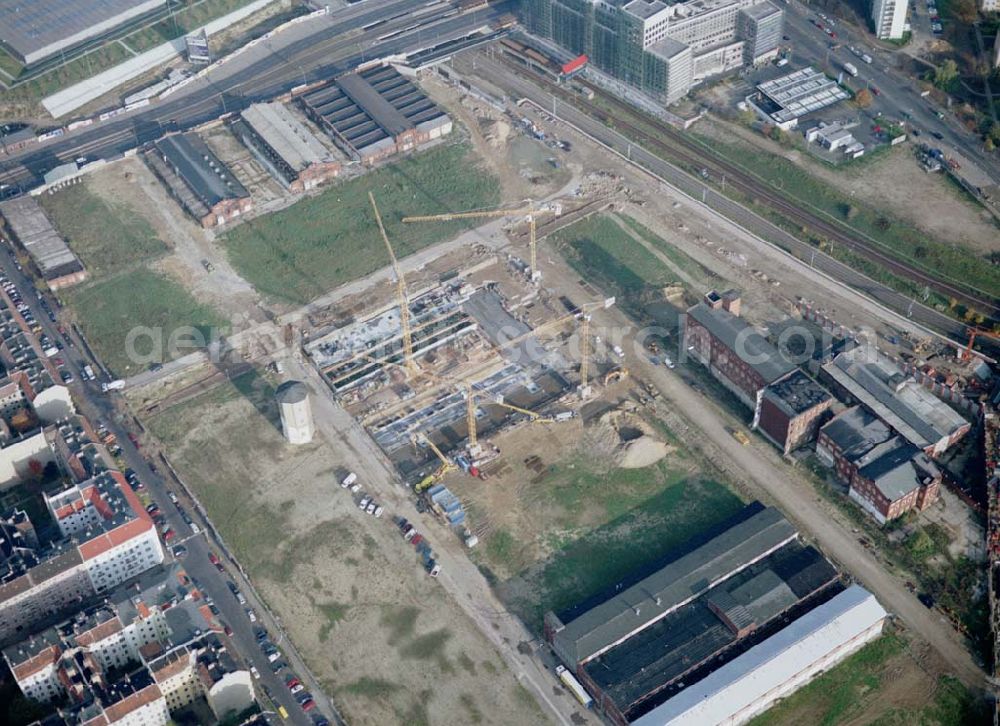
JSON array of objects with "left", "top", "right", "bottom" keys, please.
[
  {"left": 601, "top": 313, "right": 986, "bottom": 688},
  {"left": 281, "top": 352, "right": 593, "bottom": 726}
]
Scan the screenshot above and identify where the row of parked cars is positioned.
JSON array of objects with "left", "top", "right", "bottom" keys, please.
[{"left": 340, "top": 472, "right": 384, "bottom": 517}]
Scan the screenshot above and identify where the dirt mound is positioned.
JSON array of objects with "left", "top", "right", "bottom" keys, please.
[
  {"left": 588, "top": 409, "right": 672, "bottom": 469},
  {"left": 621, "top": 435, "right": 669, "bottom": 468}
]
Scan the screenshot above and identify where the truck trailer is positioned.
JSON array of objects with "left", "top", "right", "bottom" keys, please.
[{"left": 555, "top": 665, "right": 593, "bottom": 708}]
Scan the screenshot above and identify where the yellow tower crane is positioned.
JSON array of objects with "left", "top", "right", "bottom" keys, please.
[
  {"left": 369, "top": 192, "right": 417, "bottom": 378},
  {"left": 402, "top": 201, "right": 561, "bottom": 282}
]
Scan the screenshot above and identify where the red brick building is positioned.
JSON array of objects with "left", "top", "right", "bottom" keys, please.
[
  {"left": 817, "top": 407, "right": 941, "bottom": 524},
  {"left": 754, "top": 370, "right": 833, "bottom": 455},
  {"left": 684, "top": 291, "right": 797, "bottom": 409}
]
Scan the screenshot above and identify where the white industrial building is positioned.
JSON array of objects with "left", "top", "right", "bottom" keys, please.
[
  {"left": 630, "top": 585, "right": 888, "bottom": 726},
  {"left": 871, "top": 0, "right": 907, "bottom": 40},
  {"left": 748, "top": 67, "right": 850, "bottom": 129},
  {"left": 276, "top": 380, "right": 314, "bottom": 445}
]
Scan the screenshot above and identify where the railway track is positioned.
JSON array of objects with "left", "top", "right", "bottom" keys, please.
[{"left": 499, "top": 57, "right": 1000, "bottom": 321}]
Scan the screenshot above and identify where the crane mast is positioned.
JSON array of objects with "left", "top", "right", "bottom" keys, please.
[{"left": 369, "top": 192, "right": 417, "bottom": 378}]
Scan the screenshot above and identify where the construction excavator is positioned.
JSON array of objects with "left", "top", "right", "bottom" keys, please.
[{"left": 413, "top": 433, "right": 457, "bottom": 493}]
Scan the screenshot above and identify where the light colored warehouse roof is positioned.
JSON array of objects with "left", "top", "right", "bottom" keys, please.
[
  {"left": 240, "top": 103, "right": 334, "bottom": 172},
  {"left": 0, "top": 0, "right": 164, "bottom": 65},
  {"left": 757, "top": 67, "right": 849, "bottom": 124},
  {"left": 822, "top": 347, "right": 969, "bottom": 450},
  {"left": 551, "top": 507, "right": 797, "bottom": 665},
  {"left": 631, "top": 585, "right": 887, "bottom": 726},
  {"left": 0, "top": 196, "right": 83, "bottom": 280}
]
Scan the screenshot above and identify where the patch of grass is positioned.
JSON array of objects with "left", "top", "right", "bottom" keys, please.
[
  {"left": 399, "top": 628, "right": 452, "bottom": 660},
  {"left": 1, "top": 42, "right": 133, "bottom": 111},
  {"left": 457, "top": 652, "right": 477, "bottom": 676},
  {"left": 750, "top": 635, "right": 986, "bottom": 726},
  {"left": 124, "top": 0, "right": 261, "bottom": 52},
  {"left": 221, "top": 142, "right": 500, "bottom": 304},
  {"left": 552, "top": 213, "right": 676, "bottom": 318},
  {"left": 459, "top": 693, "right": 483, "bottom": 724},
  {"left": 341, "top": 677, "right": 401, "bottom": 699},
  {"left": 317, "top": 601, "right": 350, "bottom": 642},
  {"left": 380, "top": 605, "right": 421, "bottom": 646},
  {"left": 616, "top": 214, "right": 717, "bottom": 282},
  {"left": 40, "top": 184, "right": 167, "bottom": 281},
  {"left": 64, "top": 268, "right": 225, "bottom": 377},
  {"left": 501, "top": 476, "right": 744, "bottom": 630}
]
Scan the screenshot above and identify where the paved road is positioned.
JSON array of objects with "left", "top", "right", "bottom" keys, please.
[
  {"left": 782, "top": 0, "right": 999, "bottom": 188},
  {"left": 0, "top": 247, "right": 333, "bottom": 725},
  {"left": 470, "top": 54, "right": 976, "bottom": 345},
  {"left": 0, "top": 0, "right": 510, "bottom": 190}
]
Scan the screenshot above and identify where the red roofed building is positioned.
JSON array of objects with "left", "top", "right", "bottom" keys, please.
[{"left": 0, "top": 472, "right": 163, "bottom": 642}]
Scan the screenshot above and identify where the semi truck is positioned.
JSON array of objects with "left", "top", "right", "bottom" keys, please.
[{"left": 555, "top": 665, "right": 594, "bottom": 708}]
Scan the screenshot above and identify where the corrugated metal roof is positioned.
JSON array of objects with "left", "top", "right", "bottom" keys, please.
[
  {"left": 631, "top": 585, "right": 887, "bottom": 726},
  {"left": 551, "top": 507, "right": 796, "bottom": 665},
  {"left": 240, "top": 103, "right": 333, "bottom": 172}
]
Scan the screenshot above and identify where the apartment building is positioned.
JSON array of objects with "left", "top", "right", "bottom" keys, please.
[
  {"left": 871, "top": 0, "right": 907, "bottom": 40},
  {"left": 4, "top": 564, "right": 251, "bottom": 724},
  {"left": 519, "top": 0, "right": 783, "bottom": 105},
  {"left": 0, "top": 471, "right": 164, "bottom": 643}
]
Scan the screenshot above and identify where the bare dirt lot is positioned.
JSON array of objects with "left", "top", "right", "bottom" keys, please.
[{"left": 139, "top": 370, "right": 547, "bottom": 726}]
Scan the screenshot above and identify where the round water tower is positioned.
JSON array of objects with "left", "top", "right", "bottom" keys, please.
[{"left": 275, "top": 380, "right": 314, "bottom": 445}]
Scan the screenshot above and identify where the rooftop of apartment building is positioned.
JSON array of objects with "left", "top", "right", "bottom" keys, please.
[
  {"left": 823, "top": 347, "right": 969, "bottom": 449},
  {"left": 761, "top": 370, "right": 832, "bottom": 416},
  {"left": 0, "top": 471, "right": 150, "bottom": 604},
  {"left": 4, "top": 562, "right": 213, "bottom": 676}
]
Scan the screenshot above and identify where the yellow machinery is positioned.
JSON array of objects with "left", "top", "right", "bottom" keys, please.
[
  {"left": 402, "top": 202, "right": 560, "bottom": 282},
  {"left": 369, "top": 192, "right": 417, "bottom": 378},
  {"left": 413, "top": 432, "right": 457, "bottom": 492}
]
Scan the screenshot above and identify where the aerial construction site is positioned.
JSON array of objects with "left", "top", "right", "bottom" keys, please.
[{"left": 304, "top": 191, "right": 623, "bottom": 508}]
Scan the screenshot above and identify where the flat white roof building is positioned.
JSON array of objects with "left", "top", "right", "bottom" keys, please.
[{"left": 631, "top": 585, "right": 888, "bottom": 726}]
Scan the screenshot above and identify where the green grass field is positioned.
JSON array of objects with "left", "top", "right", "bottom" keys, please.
[
  {"left": 687, "top": 133, "right": 1000, "bottom": 304},
  {"left": 750, "top": 634, "right": 987, "bottom": 726},
  {"left": 40, "top": 185, "right": 167, "bottom": 281},
  {"left": 220, "top": 142, "right": 500, "bottom": 304},
  {"left": 65, "top": 269, "right": 226, "bottom": 377},
  {"left": 498, "top": 471, "right": 744, "bottom": 630},
  {"left": 123, "top": 0, "right": 261, "bottom": 52}
]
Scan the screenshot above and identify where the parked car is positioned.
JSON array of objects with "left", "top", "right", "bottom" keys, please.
[
  {"left": 246, "top": 609, "right": 257, "bottom": 623},
  {"left": 171, "top": 545, "right": 188, "bottom": 558},
  {"left": 302, "top": 700, "right": 317, "bottom": 712},
  {"left": 161, "top": 528, "right": 175, "bottom": 542},
  {"left": 286, "top": 677, "right": 301, "bottom": 689},
  {"left": 270, "top": 660, "right": 287, "bottom": 673},
  {"left": 290, "top": 684, "right": 305, "bottom": 695},
  {"left": 250, "top": 666, "right": 260, "bottom": 680},
  {"left": 224, "top": 624, "right": 233, "bottom": 636},
  {"left": 358, "top": 495, "right": 371, "bottom": 510},
  {"left": 236, "top": 591, "right": 247, "bottom": 605}
]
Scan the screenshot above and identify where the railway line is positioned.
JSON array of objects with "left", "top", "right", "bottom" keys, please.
[{"left": 496, "top": 55, "right": 1000, "bottom": 325}]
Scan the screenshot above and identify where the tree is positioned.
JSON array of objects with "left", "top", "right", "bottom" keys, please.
[
  {"left": 986, "top": 137, "right": 996, "bottom": 153},
  {"left": 854, "top": 88, "right": 873, "bottom": 108},
  {"left": 934, "top": 59, "right": 959, "bottom": 90},
  {"left": 954, "top": 0, "right": 978, "bottom": 23},
  {"left": 989, "top": 122, "right": 1000, "bottom": 143}
]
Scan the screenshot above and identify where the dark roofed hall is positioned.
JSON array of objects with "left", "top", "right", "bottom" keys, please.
[
  {"left": 687, "top": 303, "right": 795, "bottom": 384},
  {"left": 545, "top": 506, "right": 797, "bottom": 667},
  {"left": 154, "top": 133, "right": 248, "bottom": 208}
]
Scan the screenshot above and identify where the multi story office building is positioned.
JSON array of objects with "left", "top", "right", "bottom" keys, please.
[{"left": 518, "top": 0, "right": 783, "bottom": 105}]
